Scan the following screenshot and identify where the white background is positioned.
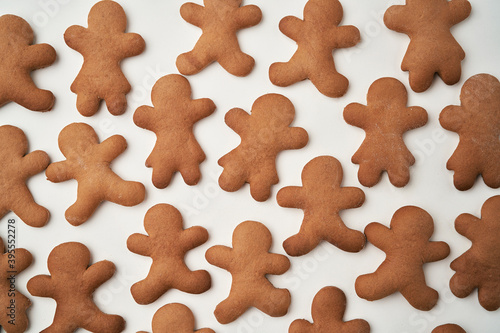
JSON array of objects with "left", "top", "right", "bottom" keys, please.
[{"left": 0, "top": 0, "right": 499, "bottom": 332}]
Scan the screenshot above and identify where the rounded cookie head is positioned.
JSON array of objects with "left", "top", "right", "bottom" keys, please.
[
  {"left": 58, "top": 122, "right": 99, "bottom": 157},
  {"left": 150, "top": 75, "right": 192, "bottom": 108},
  {"left": 251, "top": 93, "right": 295, "bottom": 126},
  {"left": 233, "top": 220, "right": 272, "bottom": 252},
  {"left": 88, "top": 0, "right": 127, "bottom": 32},
  {"left": 0, "top": 14, "right": 33, "bottom": 44},
  {"left": 305, "top": 0, "right": 343, "bottom": 25},
  {"left": 151, "top": 303, "right": 214, "bottom": 333},
  {"left": 47, "top": 242, "right": 91, "bottom": 277},
  {"left": 432, "top": 323, "right": 466, "bottom": 333},
  {"left": 391, "top": 205, "right": 435, "bottom": 239},
  {"left": 460, "top": 73, "right": 500, "bottom": 113},
  {"left": 0, "top": 125, "right": 28, "bottom": 157}
]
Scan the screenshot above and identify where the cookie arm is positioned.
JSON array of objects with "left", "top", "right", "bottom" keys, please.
[
  {"left": 9, "top": 248, "right": 33, "bottom": 273},
  {"left": 180, "top": 2, "right": 206, "bottom": 28},
  {"left": 276, "top": 186, "right": 304, "bottom": 209},
  {"left": 236, "top": 5, "right": 263, "bottom": 28},
  {"left": 439, "top": 105, "right": 464, "bottom": 133},
  {"left": 190, "top": 98, "right": 216, "bottom": 122},
  {"left": 447, "top": 0, "right": 472, "bottom": 25},
  {"left": 64, "top": 25, "right": 88, "bottom": 52},
  {"left": 225, "top": 108, "right": 250, "bottom": 135},
  {"left": 383, "top": 5, "right": 413, "bottom": 34},
  {"left": 83, "top": 260, "right": 116, "bottom": 291},
  {"left": 27, "top": 275, "right": 54, "bottom": 297},
  {"left": 281, "top": 127, "right": 308, "bottom": 150},
  {"left": 401, "top": 106, "right": 428, "bottom": 131},
  {"left": 120, "top": 33, "right": 146, "bottom": 58},
  {"left": 264, "top": 253, "right": 290, "bottom": 275},
  {"left": 181, "top": 226, "right": 209, "bottom": 251},
  {"left": 343, "top": 103, "right": 368, "bottom": 128},
  {"left": 205, "top": 245, "right": 233, "bottom": 270},
  {"left": 333, "top": 26, "right": 361, "bottom": 49},
  {"left": 23, "top": 150, "right": 50, "bottom": 176},
  {"left": 46, "top": 161, "right": 74, "bottom": 182},
  {"left": 279, "top": 16, "right": 304, "bottom": 41},
  {"left": 127, "top": 233, "right": 151, "bottom": 256},
  {"left": 23, "top": 44, "right": 57, "bottom": 69},
  {"left": 99, "top": 135, "right": 127, "bottom": 162},
  {"left": 455, "top": 213, "right": 480, "bottom": 241},
  {"left": 133, "top": 105, "right": 156, "bottom": 131},
  {"left": 423, "top": 241, "right": 450, "bottom": 263},
  {"left": 364, "top": 222, "right": 391, "bottom": 251},
  {"left": 338, "top": 187, "right": 365, "bottom": 209}
]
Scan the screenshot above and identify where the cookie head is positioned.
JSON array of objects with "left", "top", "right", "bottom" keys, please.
[
  {"left": 0, "top": 14, "right": 33, "bottom": 44},
  {"left": 367, "top": 77, "right": 407, "bottom": 106},
  {"left": 252, "top": 93, "right": 295, "bottom": 126},
  {"left": 88, "top": 0, "right": 127, "bottom": 32},
  {"left": 233, "top": 221, "right": 272, "bottom": 252},
  {"left": 483, "top": 195, "right": 500, "bottom": 221},
  {"left": 461, "top": 74, "right": 500, "bottom": 112},
  {"left": 151, "top": 75, "right": 191, "bottom": 107},
  {"left": 58, "top": 122, "right": 99, "bottom": 157},
  {"left": 47, "top": 242, "right": 90, "bottom": 276},
  {"left": 305, "top": 0, "right": 343, "bottom": 25},
  {"left": 143, "top": 203, "right": 182, "bottom": 237},
  {"left": 303, "top": 153, "right": 343, "bottom": 187},
  {"left": 0, "top": 125, "right": 28, "bottom": 156},
  {"left": 392, "top": 206, "right": 434, "bottom": 239}
]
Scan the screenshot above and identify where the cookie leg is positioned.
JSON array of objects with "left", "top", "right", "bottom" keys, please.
[
  {"left": 173, "top": 267, "right": 211, "bottom": 295},
  {"left": 357, "top": 161, "right": 383, "bottom": 187},
  {"left": 387, "top": 163, "right": 411, "bottom": 188},
  {"left": 13, "top": 84, "right": 54, "bottom": 112},
  {"left": 478, "top": 283, "right": 500, "bottom": 311},
  {"left": 451, "top": 165, "right": 478, "bottom": 191},
  {"left": 401, "top": 283, "right": 439, "bottom": 311},
  {"left": 355, "top": 267, "right": 398, "bottom": 301},
  {"left": 42, "top": 311, "right": 78, "bottom": 333},
  {"left": 283, "top": 230, "right": 320, "bottom": 256},
  {"left": 11, "top": 187, "right": 49, "bottom": 227},
  {"left": 408, "top": 68, "right": 435, "bottom": 93},
  {"left": 324, "top": 222, "right": 365, "bottom": 253},
  {"left": 254, "top": 284, "right": 291, "bottom": 317},
  {"left": 82, "top": 309, "right": 125, "bottom": 333},
  {"left": 77, "top": 93, "right": 101, "bottom": 117},
  {"left": 438, "top": 60, "right": 462, "bottom": 86},
  {"left": 219, "top": 167, "right": 246, "bottom": 193},
  {"left": 105, "top": 175, "right": 145, "bottom": 206},
  {"left": 218, "top": 50, "right": 255, "bottom": 77},
  {"left": 65, "top": 186, "right": 102, "bottom": 226},
  {"left": 481, "top": 165, "right": 500, "bottom": 189},
  {"left": 176, "top": 42, "right": 213, "bottom": 75},
  {"left": 309, "top": 67, "right": 349, "bottom": 98},
  {"left": 131, "top": 268, "right": 167, "bottom": 305},
  {"left": 214, "top": 294, "right": 249, "bottom": 324},
  {"left": 179, "top": 162, "right": 202, "bottom": 186},
  {"left": 269, "top": 57, "right": 307, "bottom": 87},
  {"left": 249, "top": 172, "right": 278, "bottom": 202},
  {"left": 450, "top": 272, "right": 476, "bottom": 298},
  {"left": 105, "top": 93, "right": 127, "bottom": 116}
]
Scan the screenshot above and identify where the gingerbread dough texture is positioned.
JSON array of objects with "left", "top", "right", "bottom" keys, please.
[
  {"left": 269, "top": 0, "right": 360, "bottom": 98},
  {"left": 277, "top": 156, "right": 365, "bottom": 256},
  {"left": 27, "top": 242, "right": 125, "bottom": 333},
  {"left": 218, "top": 93, "right": 309, "bottom": 201},
  {"left": 439, "top": 74, "right": 500, "bottom": 190},
  {"left": 0, "top": 125, "right": 50, "bottom": 227},
  {"left": 206, "top": 221, "right": 291, "bottom": 324},
  {"left": 176, "top": 0, "right": 262, "bottom": 76},
  {"left": 127, "top": 204, "right": 211, "bottom": 305},
  {"left": 355, "top": 206, "right": 450, "bottom": 311},
  {"left": 64, "top": 0, "right": 145, "bottom": 116},
  {"left": 432, "top": 324, "right": 466, "bottom": 333},
  {"left": 344, "top": 77, "right": 428, "bottom": 187},
  {"left": 384, "top": 0, "right": 471, "bottom": 92},
  {"left": 138, "top": 303, "right": 214, "bottom": 333},
  {"left": 0, "top": 15, "right": 56, "bottom": 111},
  {"left": 46, "top": 122, "right": 145, "bottom": 226},
  {"left": 289, "top": 286, "right": 370, "bottom": 333},
  {"left": 450, "top": 195, "right": 500, "bottom": 311},
  {"left": 0, "top": 237, "right": 32, "bottom": 333},
  {"left": 134, "top": 74, "right": 216, "bottom": 188}
]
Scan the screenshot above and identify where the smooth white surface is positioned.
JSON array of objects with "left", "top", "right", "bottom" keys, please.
[{"left": 0, "top": 0, "right": 499, "bottom": 332}]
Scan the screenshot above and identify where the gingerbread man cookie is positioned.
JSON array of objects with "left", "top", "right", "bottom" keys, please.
[
  {"left": 46, "top": 123, "right": 145, "bottom": 226},
  {"left": 0, "top": 125, "right": 50, "bottom": 227},
  {"left": 27, "top": 242, "right": 125, "bottom": 333},
  {"left": 0, "top": 237, "right": 32, "bottom": 333},
  {"left": 127, "top": 204, "right": 211, "bottom": 305},
  {"left": 218, "top": 93, "right": 309, "bottom": 201},
  {"left": 176, "top": 0, "right": 262, "bottom": 76},
  {"left": 277, "top": 156, "right": 365, "bottom": 256},
  {"left": 344, "top": 77, "right": 427, "bottom": 187},
  {"left": 432, "top": 324, "right": 466, "bottom": 333},
  {"left": 269, "top": 0, "right": 360, "bottom": 98},
  {"left": 138, "top": 303, "right": 214, "bottom": 333},
  {"left": 134, "top": 74, "right": 216, "bottom": 188},
  {"left": 0, "top": 15, "right": 56, "bottom": 111},
  {"left": 384, "top": 0, "right": 471, "bottom": 92},
  {"left": 450, "top": 195, "right": 500, "bottom": 311},
  {"left": 355, "top": 206, "right": 450, "bottom": 311},
  {"left": 206, "top": 221, "right": 291, "bottom": 324},
  {"left": 439, "top": 74, "right": 500, "bottom": 190},
  {"left": 65, "top": 0, "right": 145, "bottom": 116},
  {"left": 289, "top": 286, "right": 370, "bottom": 333}
]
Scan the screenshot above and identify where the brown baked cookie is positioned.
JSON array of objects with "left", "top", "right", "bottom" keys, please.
[
  {"left": 27, "top": 242, "right": 125, "bottom": 333},
  {"left": 0, "top": 237, "right": 32, "bottom": 333},
  {"left": 432, "top": 324, "right": 466, "bottom": 333},
  {"left": 134, "top": 74, "right": 216, "bottom": 188},
  {"left": 344, "top": 77, "right": 427, "bottom": 187},
  {"left": 127, "top": 204, "right": 211, "bottom": 305},
  {"left": 355, "top": 206, "right": 450, "bottom": 311},
  {"left": 0, "top": 125, "right": 50, "bottom": 227},
  {"left": 176, "top": 0, "right": 262, "bottom": 76},
  {"left": 450, "top": 195, "right": 500, "bottom": 311},
  {"left": 65, "top": 0, "right": 145, "bottom": 116},
  {"left": 218, "top": 93, "right": 308, "bottom": 201},
  {"left": 138, "top": 303, "right": 214, "bottom": 333},
  {"left": 384, "top": 0, "right": 471, "bottom": 92},
  {"left": 0, "top": 15, "right": 56, "bottom": 111},
  {"left": 289, "top": 286, "right": 370, "bottom": 333},
  {"left": 46, "top": 122, "right": 145, "bottom": 226},
  {"left": 439, "top": 74, "right": 500, "bottom": 190},
  {"left": 206, "top": 221, "right": 291, "bottom": 324},
  {"left": 277, "top": 156, "right": 365, "bottom": 256},
  {"left": 269, "top": 0, "right": 360, "bottom": 98}
]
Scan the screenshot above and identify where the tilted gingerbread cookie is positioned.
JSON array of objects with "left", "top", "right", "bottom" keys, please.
[
  {"left": 290, "top": 286, "right": 369, "bottom": 333},
  {"left": 439, "top": 74, "right": 500, "bottom": 190},
  {"left": 206, "top": 221, "right": 291, "bottom": 324},
  {"left": 0, "top": 125, "right": 50, "bottom": 227},
  {"left": 134, "top": 74, "right": 216, "bottom": 188},
  {"left": 218, "top": 93, "right": 308, "bottom": 201},
  {"left": 27, "top": 242, "right": 125, "bottom": 333},
  {"left": 269, "top": 0, "right": 360, "bottom": 98},
  {"left": 355, "top": 206, "right": 450, "bottom": 311},
  {"left": 46, "top": 122, "right": 145, "bottom": 225},
  {"left": 384, "top": 0, "right": 471, "bottom": 92},
  {"left": 0, "top": 15, "right": 56, "bottom": 111},
  {"left": 127, "top": 204, "right": 211, "bottom": 304},
  {"left": 65, "top": 0, "right": 145, "bottom": 116},
  {"left": 277, "top": 156, "right": 365, "bottom": 256},
  {"left": 0, "top": 237, "right": 32, "bottom": 333},
  {"left": 344, "top": 77, "right": 427, "bottom": 187},
  {"left": 450, "top": 195, "right": 500, "bottom": 311},
  {"left": 432, "top": 324, "right": 466, "bottom": 333},
  {"left": 138, "top": 303, "right": 214, "bottom": 333},
  {"left": 176, "top": 0, "right": 262, "bottom": 76}
]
